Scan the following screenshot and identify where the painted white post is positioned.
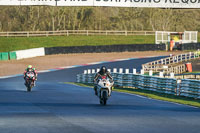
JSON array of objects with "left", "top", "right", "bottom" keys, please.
[
  {"left": 140, "top": 69, "right": 144, "bottom": 75},
  {"left": 107, "top": 69, "right": 111, "bottom": 73},
  {"left": 84, "top": 70, "right": 87, "bottom": 74},
  {"left": 125, "top": 69, "right": 129, "bottom": 74},
  {"left": 133, "top": 69, "right": 137, "bottom": 74},
  {"left": 170, "top": 73, "right": 174, "bottom": 78},
  {"left": 113, "top": 68, "right": 117, "bottom": 73},
  {"left": 159, "top": 72, "right": 164, "bottom": 77},
  {"left": 88, "top": 69, "right": 91, "bottom": 74},
  {"left": 92, "top": 69, "right": 95, "bottom": 74},
  {"left": 96, "top": 68, "right": 100, "bottom": 72},
  {"left": 149, "top": 70, "right": 153, "bottom": 76},
  {"left": 176, "top": 80, "right": 181, "bottom": 96},
  {"left": 119, "top": 68, "right": 123, "bottom": 73},
  {"left": 189, "top": 52, "right": 192, "bottom": 60}
]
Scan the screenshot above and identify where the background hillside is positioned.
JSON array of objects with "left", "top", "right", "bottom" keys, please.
[{"left": 0, "top": 6, "right": 200, "bottom": 32}]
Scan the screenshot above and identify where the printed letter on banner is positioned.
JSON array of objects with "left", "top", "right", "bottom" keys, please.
[
  {"left": 94, "top": 0, "right": 131, "bottom": 7},
  {"left": 57, "top": 0, "right": 93, "bottom": 6}
]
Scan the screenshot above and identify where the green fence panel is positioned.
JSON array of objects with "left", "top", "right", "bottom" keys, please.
[
  {"left": 1, "top": 52, "right": 9, "bottom": 60},
  {"left": 0, "top": 53, "right": 2, "bottom": 60},
  {"left": 9, "top": 52, "right": 17, "bottom": 60}
]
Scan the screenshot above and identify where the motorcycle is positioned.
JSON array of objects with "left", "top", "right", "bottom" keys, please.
[
  {"left": 96, "top": 78, "right": 114, "bottom": 105},
  {"left": 25, "top": 71, "right": 35, "bottom": 92}
]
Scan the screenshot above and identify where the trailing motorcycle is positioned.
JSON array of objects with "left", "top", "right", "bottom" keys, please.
[
  {"left": 24, "top": 71, "right": 35, "bottom": 92},
  {"left": 96, "top": 78, "right": 114, "bottom": 105}
]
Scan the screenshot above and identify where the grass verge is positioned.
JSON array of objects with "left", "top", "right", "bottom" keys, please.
[
  {"left": 0, "top": 35, "right": 155, "bottom": 52},
  {"left": 65, "top": 82, "right": 200, "bottom": 108}
]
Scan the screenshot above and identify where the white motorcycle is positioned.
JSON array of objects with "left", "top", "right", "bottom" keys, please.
[{"left": 96, "top": 78, "right": 114, "bottom": 105}]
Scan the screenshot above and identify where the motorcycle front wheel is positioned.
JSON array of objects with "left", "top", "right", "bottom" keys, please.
[
  {"left": 26, "top": 80, "right": 32, "bottom": 92},
  {"left": 102, "top": 91, "right": 107, "bottom": 105}
]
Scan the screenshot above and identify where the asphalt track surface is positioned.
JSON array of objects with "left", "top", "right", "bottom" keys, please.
[{"left": 0, "top": 56, "right": 200, "bottom": 133}]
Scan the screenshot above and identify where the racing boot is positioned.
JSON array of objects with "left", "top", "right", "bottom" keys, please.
[
  {"left": 94, "top": 86, "right": 98, "bottom": 95},
  {"left": 34, "top": 77, "right": 37, "bottom": 87},
  {"left": 33, "top": 80, "right": 36, "bottom": 87}
]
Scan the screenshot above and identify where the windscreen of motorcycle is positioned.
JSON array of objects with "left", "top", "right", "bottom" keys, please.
[{"left": 26, "top": 72, "right": 35, "bottom": 78}]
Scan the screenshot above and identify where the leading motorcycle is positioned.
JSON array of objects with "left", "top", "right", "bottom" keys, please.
[
  {"left": 96, "top": 78, "right": 114, "bottom": 105},
  {"left": 24, "top": 71, "right": 35, "bottom": 92}
]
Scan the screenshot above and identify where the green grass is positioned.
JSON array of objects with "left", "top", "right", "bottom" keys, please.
[
  {"left": 66, "top": 82, "right": 200, "bottom": 108},
  {"left": 0, "top": 35, "right": 155, "bottom": 52}
]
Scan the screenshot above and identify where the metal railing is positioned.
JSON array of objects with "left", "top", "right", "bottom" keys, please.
[
  {"left": 165, "top": 74, "right": 200, "bottom": 80},
  {"left": 77, "top": 73, "right": 177, "bottom": 95},
  {"left": 77, "top": 68, "right": 200, "bottom": 99},
  {"left": 0, "top": 30, "right": 155, "bottom": 37},
  {"left": 142, "top": 51, "right": 200, "bottom": 74},
  {"left": 180, "top": 79, "right": 200, "bottom": 98}
]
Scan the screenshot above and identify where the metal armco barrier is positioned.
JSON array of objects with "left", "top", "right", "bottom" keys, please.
[
  {"left": 77, "top": 68, "right": 200, "bottom": 99},
  {"left": 180, "top": 79, "right": 200, "bottom": 99}
]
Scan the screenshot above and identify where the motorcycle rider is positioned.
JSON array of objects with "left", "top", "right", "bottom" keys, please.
[
  {"left": 24, "top": 65, "right": 37, "bottom": 86},
  {"left": 93, "top": 66, "right": 113, "bottom": 95}
]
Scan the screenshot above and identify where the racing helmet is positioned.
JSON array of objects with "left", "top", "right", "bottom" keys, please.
[
  {"left": 100, "top": 66, "right": 107, "bottom": 74},
  {"left": 27, "top": 65, "right": 33, "bottom": 72}
]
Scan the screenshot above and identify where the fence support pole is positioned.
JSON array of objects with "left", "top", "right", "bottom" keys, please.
[
  {"left": 159, "top": 72, "right": 163, "bottom": 77},
  {"left": 84, "top": 70, "right": 87, "bottom": 74},
  {"left": 133, "top": 69, "right": 137, "bottom": 74},
  {"left": 149, "top": 70, "right": 153, "bottom": 76},
  {"left": 119, "top": 68, "right": 123, "bottom": 73},
  {"left": 170, "top": 73, "right": 174, "bottom": 78},
  {"left": 140, "top": 69, "right": 144, "bottom": 75},
  {"left": 113, "top": 68, "right": 117, "bottom": 73}
]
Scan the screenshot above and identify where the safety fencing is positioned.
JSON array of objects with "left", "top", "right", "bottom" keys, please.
[
  {"left": 77, "top": 68, "right": 200, "bottom": 99},
  {"left": 167, "top": 74, "right": 200, "bottom": 80},
  {"left": 0, "top": 30, "right": 155, "bottom": 37},
  {"left": 0, "top": 52, "right": 17, "bottom": 61},
  {"left": 180, "top": 79, "right": 200, "bottom": 99},
  {"left": 0, "top": 47, "right": 45, "bottom": 61},
  {"left": 142, "top": 51, "right": 200, "bottom": 74}
]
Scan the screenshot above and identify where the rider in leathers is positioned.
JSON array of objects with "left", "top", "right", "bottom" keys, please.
[
  {"left": 24, "top": 65, "right": 37, "bottom": 86},
  {"left": 93, "top": 66, "right": 113, "bottom": 95}
]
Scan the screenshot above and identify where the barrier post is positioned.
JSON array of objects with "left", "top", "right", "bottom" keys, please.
[
  {"left": 170, "top": 73, "right": 174, "bottom": 78},
  {"left": 176, "top": 80, "right": 181, "bottom": 96},
  {"left": 133, "top": 69, "right": 137, "bottom": 74},
  {"left": 140, "top": 69, "right": 144, "bottom": 75},
  {"left": 119, "top": 68, "right": 123, "bottom": 73},
  {"left": 96, "top": 68, "right": 100, "bottom": 73},
  {"left": 159, "top": 72, "right": 164, "bottom": 77},
  {"left": 87, "top": 69, "right": 91, "bottom": 74},
  {"left": 84, "top": 70, "right": 87, "bottom": 74},
  {"left": 149, "top": 70, "right": 153, "bottom": 76},
  {"left": 92, "top": 69, "right": 96, "bottom": 74},
  {"left": 113, "top": 68, "right": 117, "bottom": 73},
  {"left": 125, "top": 69, "right": 129, "bottom": 74}
]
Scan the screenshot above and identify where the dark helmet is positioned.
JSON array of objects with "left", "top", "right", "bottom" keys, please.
[{"left": 100, "top": 66, "right": 107, "bottom": 74}]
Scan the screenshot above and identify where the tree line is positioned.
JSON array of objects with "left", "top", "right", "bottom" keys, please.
[{"left": 0, "top": 6, "right": 199, "bottom": 32}]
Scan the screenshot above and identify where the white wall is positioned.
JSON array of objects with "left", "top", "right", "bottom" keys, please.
[{"left": 15, "top": 47, "right": 45, "bottom": 60}]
